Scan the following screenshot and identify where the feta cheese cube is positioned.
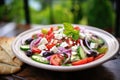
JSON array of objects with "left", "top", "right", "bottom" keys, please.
[
  {"left": 60, "top": 42, "right": 68, "bottom": 48},
  {"left": 39, "top": 38, "right": 48, "bottom": 45},
  {"left": 50, "top": 46, "right": 58, "bottom": 53},
  {"left": 54, "top": 33, "right": 63, "bottom": 39},
  {"left": 71, "top": 45, "right": 78, "bottom": 51},
  {"left": 38, "top": 44, "right": 47, "bottom": 50},
  {"left": 80, "top": 33, "right": 86, "bottom": 39},
  {"left": 90, "top": 43, "right": 98, "bottom": 49}
]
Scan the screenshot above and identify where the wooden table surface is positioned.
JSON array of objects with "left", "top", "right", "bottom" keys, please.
[{"left": 0, "top": 24, "right": 120, "bottom": 80}]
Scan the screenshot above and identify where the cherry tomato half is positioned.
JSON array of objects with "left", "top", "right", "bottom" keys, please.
[
  {"left": 94, "top": 54, "right": 105, "bottom": 60},
  {"left": 46, "top": 33, "right": 54, "bottom": 42},
  {"left": 46, "top": 43, "right": 55, "bottom": 50},
  {"left": 50, "top": 54, "right": 63, "bottom": 66},
  {"left": 32, "top": 47, "right": 41, "bottom": 53},
  {"left": 47, "top": 27, "right": 53, "bottom": 35}
]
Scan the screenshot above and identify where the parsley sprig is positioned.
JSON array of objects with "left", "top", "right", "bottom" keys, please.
[{"left": 63, "top": 23, "right": 80, "bottom": 40}]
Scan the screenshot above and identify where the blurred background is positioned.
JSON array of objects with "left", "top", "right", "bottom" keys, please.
[{"left": 0, "top": 0, "right": 120, "bottom": 37}]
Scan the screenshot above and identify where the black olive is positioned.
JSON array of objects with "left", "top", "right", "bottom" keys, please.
[
  {"left": 25, "top": 50, "right": 33, "bottom": 57},
  {"left": 43, "top": 51, "right": 54, "bottom": 57},
  {"left": 25, "top": 38, "right": 33, "bottom": 44},
  {"left": 87, "top": 50, "right": 97, "bottom": 57}
]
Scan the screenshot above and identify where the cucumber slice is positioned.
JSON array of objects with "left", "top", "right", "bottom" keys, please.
[
  {"left": 31, "top": 54, "right": 49, "bottom": 64},
  {"left": 20, "top": 45, "right": 30, "bottom": 51},
  {"left": 77, "top": 46, "right": 87, "bottom": 59}
]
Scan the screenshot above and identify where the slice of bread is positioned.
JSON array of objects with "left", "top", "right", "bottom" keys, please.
[
  {"left": 0, "top": 37, "right": 15, "bottom": 59},
  {"left": 0, "top": 63, "right": 21, "bottom": 74},
  {"left": 0, "top": 37, "right": 23, "bottom": 74}
]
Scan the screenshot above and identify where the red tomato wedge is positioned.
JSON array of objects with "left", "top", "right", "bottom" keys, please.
[
  {"left": 50, "top": 54, "right": 63, "bottom": 66},
  {"left": 46, "top": 43, "right": 55, "bottom": 50},
  {"left": 32, "top": 47, "right": 41, "bottom": 53},
  {"left": 47, "top": 27, "right": 53, "bottom": 35},
  {"left": 86, "top": 57, "right": 94, "bottom": 62},
  {"left": 72, "top": 57, "right": 94, "bottom": 66},
  {"left": 46, "top": 33, "right": 54, "bottom": 42},
  {"left": 94, "top": 54, "right": 105, "bottom": 60}
]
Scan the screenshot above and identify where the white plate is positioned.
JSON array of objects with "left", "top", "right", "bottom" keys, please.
[{"left": 12, "top": 24, "right": 119, "bottom": 71}]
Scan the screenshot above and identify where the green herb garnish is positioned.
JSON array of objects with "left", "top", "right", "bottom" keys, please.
[{"left": 63, "top": 23, "right": 80, "bottom": 40}]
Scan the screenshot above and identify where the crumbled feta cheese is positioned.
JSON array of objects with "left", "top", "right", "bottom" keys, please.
[
  {"left": 58, "top": 28, "right": 64, "bottom": 33},
  {"left": 71, "top": 45, "right": 78, "bottom": 51},
  {"left": 80, "top": 33, "right": 86, "bottom": 39},
  {"left": 90, "top": 43, "right": 98, "bottom": 49},
  {"left": 60, "top": 42, "right": 68, "bottom": 48},
  {"left": 50, "top": 46, "right": 58, "bottom": 53},
  {"left": 39, "top": 38, "right": 48, "bottom": 45},
  {"left": 71, "top": 51, "right": 77, "bottom": 55},
  {"left": 54, "top": 33, "right": 63, "bottom": 39},
  {"left": 53, "top": 28, "right": 63, "bottom": 34},
  {"left": 38, "top": 44, "right": 47, "bottom": 50}
]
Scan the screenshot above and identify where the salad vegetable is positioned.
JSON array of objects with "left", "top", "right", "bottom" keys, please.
[{"left": 20, "top": 23, "right": 108, "bottom": 66}]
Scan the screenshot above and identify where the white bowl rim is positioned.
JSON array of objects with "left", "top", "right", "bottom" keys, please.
[{"left": 12, "top": 24, "right": 119, "bottom": 71}]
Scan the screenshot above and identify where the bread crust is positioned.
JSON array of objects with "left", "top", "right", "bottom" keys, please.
[{"left": 0, "top": 37, "right": 23, "bottom": 74}]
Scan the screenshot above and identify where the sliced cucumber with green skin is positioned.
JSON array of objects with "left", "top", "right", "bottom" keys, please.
[
  {"left": 20, "top": 45, "right": 30, "bottom": 51},
  {"left": 77, "top": 46, "right": 87, "bottom": 59},
  {"left": 31, "top": 54, "right": 49, "bottom": 64}
]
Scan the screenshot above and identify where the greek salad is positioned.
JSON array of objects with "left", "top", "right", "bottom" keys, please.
[{"left": 20, "top": 23, "right": 108, "bottom": 66}]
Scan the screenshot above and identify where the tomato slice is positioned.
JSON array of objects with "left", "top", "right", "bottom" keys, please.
[
  {"left": 50, "top": 54, "right": 63, "bottom": 66},
  {"left": 72, "top": 57, "right": 94, "bottom": 66},
  {"left": 46, "top": 33, "right": 54, "bottom": 42},
  {"left": 32, "top": 47, "right": 41, "bottom": 53},
  {"left": 46, "top": 43, "right": 55, "bottom": 50},
  {"left": 94, "top": 54, "right": 105, "bottom": 60},
  {"left": 47, "top": 27, "right": 53, "bottom": 35},
  {"left": 72, "top": 59, "right": 87, "bottom": 66},
  {"left": 86, "top": 57, "right": 94, "bottom": 62}
]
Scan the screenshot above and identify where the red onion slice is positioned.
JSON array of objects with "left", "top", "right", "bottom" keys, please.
[{"left": 30, "top": 37, "right": 41, "bottom": 50}]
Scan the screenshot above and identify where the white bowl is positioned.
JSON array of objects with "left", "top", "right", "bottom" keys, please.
[{"left": 12, "top": 24, "right": 119, "bottom": 71}]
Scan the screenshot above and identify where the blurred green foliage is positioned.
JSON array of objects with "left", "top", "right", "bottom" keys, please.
[
  {"left": 0, "top": 0, "right": 24, "bottom": 23},
  {"left": 87, "top": 0, "right": 115, "bottom": 29},
  {"left": 0, "top": 0, "right": 115, "bottom": 31}
]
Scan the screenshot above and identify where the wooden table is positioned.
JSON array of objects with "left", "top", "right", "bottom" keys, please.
[{"left": 0, "top": 25, "right": 120, "bottom": 80}]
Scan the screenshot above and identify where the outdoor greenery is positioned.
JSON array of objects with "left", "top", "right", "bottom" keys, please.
[
  {"left": 0, "top": 0, "right": 115, "bottom": 31},
  {"left": 0, "top": 0, "right": 24, "bottom": 23},
  {"left": 87, "top": 0, "right": 115, "bottom": 29}
]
